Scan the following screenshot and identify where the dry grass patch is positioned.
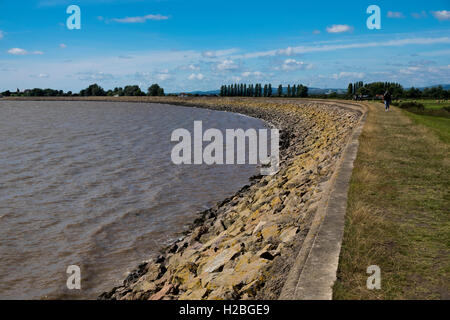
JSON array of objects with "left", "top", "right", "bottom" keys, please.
[{"left": 334, "top": 103, "right": 449, "bottom": 300}]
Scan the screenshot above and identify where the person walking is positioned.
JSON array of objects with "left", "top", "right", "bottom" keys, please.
[{"left": 383, "top": 90, "right": 392, "bottom": 111}]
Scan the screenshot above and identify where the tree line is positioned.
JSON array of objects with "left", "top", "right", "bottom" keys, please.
[
  {"left": 220, "top": 83, "right": 308, "bottom": 97},
  {"left": 1, "top": 83, "right": 165, "bottom": 97},
  {"left": 347, "top": 82, "right": 449, "bottom": 100}
]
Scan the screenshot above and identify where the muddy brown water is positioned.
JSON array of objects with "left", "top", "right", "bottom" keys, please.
[{"left": 0, "top": 101, "right": 267, "bottom": 299}]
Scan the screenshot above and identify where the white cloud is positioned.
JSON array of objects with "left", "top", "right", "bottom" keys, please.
[
  {"left": 387, "top": 11, "right": 405, "bottom": 18},
  {"left": 202, "top": 48, "right": 239, "bottom": 59},
  {"left": 277, "top": 46, "right": 295, "bottom": 56},
  {"left": 232, "top": 37, "right": 450, "bottom": 60},
  {"left": 0, "top": 31, "right": 4, "bottom": 39},
  {"left": 29, "top": 73, "right": 50, "bottom": 78},
  {"left": 313, "top": 30, "right": 321, "bottom": 34},
  {"left": 59, "top": 43, "right": 67, "bottom": 49},
  {"left": 77, "top": 71, "right": 115, "bottom": 81},
  {"left": 8, "top": 48, "right": 44, "bottom": 55},
  {"left": 188, "top": 73, "right": 204, "bottom": 80},
  {"left": 332, "top": 72, "right": 365, "bottom": 79},
  {"left": 281, "top": 59, "right": 313, "bottom": 71},
  {"left": 326, "top": 24, "right": 353, "bottom": 33},
  {"left": 241, "top": 71, "right": 263, "bottom": 78},
  {"left": 216, "top": 59, "right": 239, "bottom": 71},
  {"left": 202, "top": 51, "right": 216, "bottom": 58},
  {"left": 157, "top": 72, "right": 172, "bottom": 81},
  {"left": 431, "top": 10, "right": 450, "bottom": 21},
  {"left": 8, "top": 48, "right": 28, "bottom": 55},
  {"left": 111, "top": 14, "right": 169, "bottom": 23},
  {"left": 399, "top": 67, "right": 420, "bottom": 75}
]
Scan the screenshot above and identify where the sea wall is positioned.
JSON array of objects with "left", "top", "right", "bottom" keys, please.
[{"left": 91, "top": 97, "right": 361, "bottom": 300}]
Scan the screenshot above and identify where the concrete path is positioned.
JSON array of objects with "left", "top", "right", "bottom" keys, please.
[{"left": 279, "top": 101, "right": 367, "bottom": 300}]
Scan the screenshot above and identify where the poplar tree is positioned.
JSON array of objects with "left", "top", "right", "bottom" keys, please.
[{"left": 278, "top": 85, "right": 283, "bottom": 97}]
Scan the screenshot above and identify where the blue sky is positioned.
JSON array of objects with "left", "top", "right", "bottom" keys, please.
[{"left": 0, "top": 0, "right": 449, "bottom": 92}]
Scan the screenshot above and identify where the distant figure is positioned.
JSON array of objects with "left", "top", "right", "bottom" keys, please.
[{"left": 383, "top": 90, "right": 392, "bottom": 111}]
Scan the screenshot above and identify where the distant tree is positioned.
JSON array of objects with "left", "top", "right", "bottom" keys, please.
[
  {"left": 147, "top": 84, "right": 165, "bottom": 96},
  {"left": 292, "top": 85, "right": 297, "bottom": 97},
  {"left": 299, "top": 84, "right": 308, "bottom": 97},
  {"left": 263, "top": 84, "right": 268, "bottom": 97},
  {"left": 80, "top": 83, "right": 106, "bottom": 96},
  {"left": 347, "top": 83, "right": 353, "bottom": 96},
  {"left": 287, "top": 85, "right": 291, "bottom": 97},
  {"left": 406, "top": 87, "right": 421, "bottom": 99},
  {"left": 356, "top": 86, "right": 370, "bottom": 96},
  {"left": 268, "top": 84, "right": 272, "bottom": 97},
  {"left": 123, "top": 85, "right": 145, "bottom": 96},
  {"left": 278, "top": 85, "right": 283, "bottom": 97}
]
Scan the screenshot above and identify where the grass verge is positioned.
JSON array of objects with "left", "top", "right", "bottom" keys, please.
[{"left": 333, "top": 102, "right": 449, "bottom": 300}]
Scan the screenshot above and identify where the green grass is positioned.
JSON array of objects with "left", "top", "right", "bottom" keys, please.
[
  {"left": 334, "top": 103, "right": 450, "bottom": 300},
  {"left": 397, "top": 99, "right": 450, "bottom": 110},
  {"left": 405, "top": 112, "right": 450, "bottom": 143}
]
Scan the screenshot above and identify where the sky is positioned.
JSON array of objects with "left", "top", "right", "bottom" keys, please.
[{"left": 0, "top": 0, "right": 449, "bottom": 93}]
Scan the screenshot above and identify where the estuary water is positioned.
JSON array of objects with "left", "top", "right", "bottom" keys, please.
[{"left": 0, "top": 101, "right": 266, "bottom": 299}]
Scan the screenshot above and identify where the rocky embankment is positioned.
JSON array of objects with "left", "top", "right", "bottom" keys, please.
[{"left": 89, "top": 97, "right": 361, "bottom": 300}]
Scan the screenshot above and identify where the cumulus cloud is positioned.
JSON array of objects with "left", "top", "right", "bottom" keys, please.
[
  {"left": 431, "top": 10, "right": 450, "bottom": 21},
  {"left": 59, "top": 43, "right": 67, "bottom": 49},
  {"left": 281, "top": 59, "right": 313, "bottom": 71},
  {"left": 387, "top": 11, "right": 405, "bottom": 18},
  {"left": 188, "top": 73, "right": 204, "bottom": 80},
  {"left": 7, "top": 48, "right": 28, "bottom": 55},
  {"left": 326, "top": 24, "right": 353, "bottom": 33},
  {"left": 7, "top": 48, "right": 44, "bottom": 55},
  {"left": 110, "top": 14, "right": 169, "bottom": 23},
  {"left": 216, "top": 59, "right": 239, "bottom": 71}
]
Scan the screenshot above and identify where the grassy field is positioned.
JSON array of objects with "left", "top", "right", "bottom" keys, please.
[
  {"left": 395, "top": 99, "right": 450, "bottom": 110},
  {"left": 333, "top": 102, "right": 449, "bottom": 300},
  {"left": 406, "top": 112, "right": 450, "bottom": 144}
]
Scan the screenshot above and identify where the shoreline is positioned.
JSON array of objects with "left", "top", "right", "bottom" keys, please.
[{"left": 3, "top": 97, "right": 364, "bottom": 300}]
